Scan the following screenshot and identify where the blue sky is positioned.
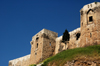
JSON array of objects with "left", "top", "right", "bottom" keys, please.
[{"left": 0, "top": 0, "right": 99, "bottom": 66}]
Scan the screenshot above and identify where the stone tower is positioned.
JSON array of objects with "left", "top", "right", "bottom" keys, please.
[
  {"left": 80, "top": 2, "right": 100, "bottom": 47},
  {"left": 29, "top": 29, "right": 58, "bottom": 64}
]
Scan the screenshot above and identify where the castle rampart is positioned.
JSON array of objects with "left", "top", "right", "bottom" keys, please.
[
  {"left": 30, "top": 29, "right": 58, "bottom": 64},
  {"left": 9, "top": 54, "right": 30, "bottom": 66},
  {"left": 80, "top": 2, "right": 100, "bottom": 47},
  {"left": 55, "top": 28, "right": 80, "bottom": 54},
  {"left": 8, "top": 2, "right": 100, "bottom": 66}
]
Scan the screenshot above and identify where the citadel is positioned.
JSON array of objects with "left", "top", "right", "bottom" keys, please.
[{"left": 9, "top": 2, "right": 100, "bottom": 66}]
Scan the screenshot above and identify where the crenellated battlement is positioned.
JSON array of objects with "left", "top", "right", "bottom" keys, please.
[{"left": 80, "top": 2, "right": 100, "bottom": 12}]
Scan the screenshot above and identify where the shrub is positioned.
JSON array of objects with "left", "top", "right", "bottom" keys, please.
[
  {"left": 62, "top": 29, "right": 70, "bottom": 42},
  {"left": 29, "top": 64, "right": 36, "bottom": 66},
  {"left": 95, "top": 2, "right": 97, "bottom": 4}
]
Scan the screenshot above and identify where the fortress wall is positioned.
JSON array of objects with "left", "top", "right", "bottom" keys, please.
[
  {"left": 9, "top": 54, "right": 30, "bottom": 66},
  {"left": 95, "top": 6, "right": 100, "bottom": 44},
  {"left": 31, "top": 29, "right": 44, "bottom": 41},
  {"left": 9, "top": 2, "right": 100, "bottom": 65},
  {"left": 68, "top": 28, "right": 80, "bottom": 49},
  {"left": 43, "top": 29, "right": 58, "bottom": 38},
  {"left": 55, "top": 36, "right": 62, "bottom": 54},
  {"left": 80, "top": 2, "right": 100, "bottom": 47},
  {"left": 42, "top": 29, "right": 58, "bottom": 62},
  {"left": 55, "top": 28, "right": 80, "bottom": 54},
  {"left": 30, "top": 29, "right": 58, "bottom": 64},
  {"left": 30, "top": 29, "right": 44, "bottom": 64},
  {"left": 31, "top": 29, "right": 58, "bottom": 41}
]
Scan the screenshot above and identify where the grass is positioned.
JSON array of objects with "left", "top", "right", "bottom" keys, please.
[
  {"left": 29, "top": 64, "right": 36, "bottom": 66},
  {"left": 42, "top": 45, "right": 100, "bottom": 66}
]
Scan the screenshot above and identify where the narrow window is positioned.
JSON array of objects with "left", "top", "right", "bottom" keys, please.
[
  {"left": 37, "top": 43, "right": 38, "bottom": 48},
  {"left": 35, "top": 53, "right": 37, "bottom": 55},
  {"left": 81, "top": 11, "right": 83, "bottom": 15},
  {"left": 90, "top": 33, "right": 92, "bottom": 37},
  {"left": 89, "top": 16, "right": 93, "bottom": 22},
  {"left": 49, "top": 42, "right": 51, "bottom": 46},
  {"left": 81, "top": 22, "right": 83, "bottom": 26}
]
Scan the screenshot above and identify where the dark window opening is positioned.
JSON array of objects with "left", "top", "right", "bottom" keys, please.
[
  {"left": 35, "top": 53, "right": 37, "bottom": 55},
  {"left": 90, "top": 33, "right": 92, "bottom": 37},
  {"left": 82, "top": 22, "right": 83, "bottom": 26},
  {"left": 37, "top": 43, "right": 38, "bottom": 48},
  {"left": 76, "top": 33, "right": 81, "bottom": 40},
  {"left": 81, "top": 11, "right": 83, "bottom": 15},
  {"left": 49, "top": 42, "right": 51, "bottom": 46},
  {"left": 89, "top": 16, "right": 93, "bottom": 22},
  {"left": 36, "top": 37, "right": 39, "bottom": 41}
]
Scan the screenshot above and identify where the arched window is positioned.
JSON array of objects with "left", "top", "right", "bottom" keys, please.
[
  {"left": 87, "top": 9, "right": 94, "bottom": 24},
  {"left": 87, "top": 9, "right": 93, "bottom": 14}
]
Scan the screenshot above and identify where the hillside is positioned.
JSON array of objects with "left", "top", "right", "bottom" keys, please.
[{"left": 41, "top": 45, "right": 100, "bottom": 66}]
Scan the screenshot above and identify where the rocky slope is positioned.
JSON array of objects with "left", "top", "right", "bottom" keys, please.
[{"left": 41, "top": 45, "right": 100, "bottom": 66}]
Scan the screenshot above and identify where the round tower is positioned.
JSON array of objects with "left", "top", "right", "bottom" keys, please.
[{"left": 80, "top": 2, "right": 100, "bottom": 47}]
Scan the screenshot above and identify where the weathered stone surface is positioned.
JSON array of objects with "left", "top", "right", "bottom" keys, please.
[
  {"left": 80, "top": 2, "right": 100, "bottom": 47},
  {"left": 8, "top": 2, "right": 100, "bottom": 66},
  {"left": 30, "top": 29, "right": 58, "bottom": 64},
  {"left": 9, "top": 54, "right": 30, "bottom": 66},
  {"left": 55, "top": 28, "right": 81, "bottom": 54},
  {"left": 64, "top": 58, "right": 100, "bottom": 66}
]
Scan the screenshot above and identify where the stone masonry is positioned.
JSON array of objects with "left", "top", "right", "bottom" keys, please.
[
  {"left": 9, "top": 54, "right": 30, "bottom": 66},
  {"left": 80, "top": 2, "right": 100, "bottom": 47},
  {"left": 8, "top": 2, "right": 100, "bottom": 66},
  {"left": 30, "top": 29, "right": 58, "bottom": 64}
]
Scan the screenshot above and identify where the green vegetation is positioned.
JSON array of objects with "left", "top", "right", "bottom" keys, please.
[
  {"left": 29, "top": 64, "right": 36, "bottom": 66},
  {"left": 95, "top": 2, "right": 98, "bottom": 4},
  {"left": 42, "top": 45, "right": 100, "bottom": 66}
]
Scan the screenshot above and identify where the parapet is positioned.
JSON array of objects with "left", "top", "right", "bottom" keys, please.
[
  {"left": 56, "top": 28, "right": 80, "bottom": 41},
  {"left": 9, "top": 54, "right": 30, "bottom": 66},
  {"left": 80, "top": 2, "right": 100, "bottom": 12},
  {"left": 56, "top": 35, "right": 62, "bottom": 41},
  {"left": 31, "top": 29, "right": 58, "bottom": 41},
  {"left": 69, "top": 28, "right": 80, "bottom": 38}
]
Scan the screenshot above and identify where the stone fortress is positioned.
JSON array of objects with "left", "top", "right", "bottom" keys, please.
[{"left": 9, "top": 2, "right": 100, "bottom": 66}]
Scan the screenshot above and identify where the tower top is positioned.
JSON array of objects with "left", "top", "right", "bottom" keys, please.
[
  {"left": 31, "top": 28, "right": 58, "bottom": 41},
  {"left": 80, "top": 2, "right": 100, "bottom": 12}
]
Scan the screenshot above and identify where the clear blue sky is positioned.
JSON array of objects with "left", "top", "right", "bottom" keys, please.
[{"left": 0, "top": 0, "right": 99, "bottom": 66}]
